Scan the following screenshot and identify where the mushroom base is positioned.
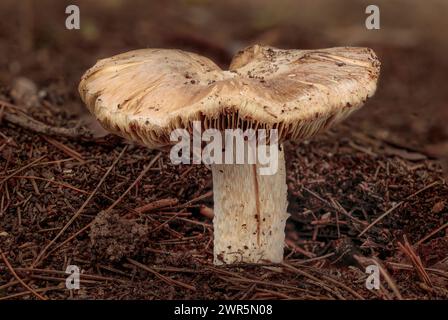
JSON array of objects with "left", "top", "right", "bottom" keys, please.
[{"left": 211, "top": 146, "right": 289, "bottom": 265}]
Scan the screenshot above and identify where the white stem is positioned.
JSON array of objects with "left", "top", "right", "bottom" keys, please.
[{"left": 211, "top": 146, "right": 289, "bottom": 265}]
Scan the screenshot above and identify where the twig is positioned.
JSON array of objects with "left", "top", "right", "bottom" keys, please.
[
  {"left": 0, "top": 155, "right": 46, "bottom": 186},
  {"left": 288, "top": 252, "right": 335, "bottom": 265},
  {"left": 281, "top": 262, "right": 345, "bottom": 299},
  {"left": 285, "top": 239, "right": 315, "bottom": 258},
  {"left": 238, "top": 283, "right": 257, "bottom": 300},
  {"left": 27, "top": 274, "right": 99, "bottom": 284},
  {"left": 15, "top": 267, "right": 127, "bottom": 283},
  {"left": 256, "top": 288, "right": 294, "bottom": 300},
  {"left": 136, "top": 198, "right": 179, "bottom": 213},
  {"left": 348, "top": 141, "right": 377, "bottom": 157},
  {"left": 0, "top": 285, "right": 62, "bottom": 300},
  {"left": 398, "top": 236, "right": 432, "bottom": 288},
  {"left": 386, "top": 262, "right": 448, "bottom": 279},
  {"left": 175, "top": 217, "right": 212, "bottom": 228},
  {"left": 149, "top": 212, "right": 185, "bottom": 233},
  {"left": 415, "top": 221, "right": 448, "bottom": 246},
  {"left": 127, "top": 258, "right": 196, "bottom": 291},
  {"left": 148, "top": 266, "right": 197, "bottom": 273},
  {"left": 359, "top": 180, "right": 440, "bottom": 237},
  {"left": 0, "top": 175, "right": 89, "bottom": 194},
  {"left": 176, "top": 190, "right": 213, "bottom": 208},
  {"left": 217, "top": 275, "right": 305, "bottom": 292},
  {"left": 358, "top": 201, "right": 404, "bottom": 237},
  {"left": 48, "top": 220, "right": 95, "bottom": 254},
  {"left": 320, "top": 274, "right": 364, "bottom": 300},
  {"left": 199, "top": 205, "right": 214, "bottom": 219},
  {"left": 0, "top": 100, "right": 88, "bottom": 138},
  {"left": 42, "top": 136, "right": 85, "bottom": 162},
  {"left": 354, "top": 255, "right": 403, "bottom": 300},
  {"left": 304, "top": 188, "right": 366, "bottom": 226},
  {"left": 128, "top": 197, "right": 178, "bottom": 218},
  {"left": 404, "top": 181, "right": 440, "bottom": 200},
  {"left": 0, "top": 250, "right": 47, "bottom": 300},
  {"left": 0, "top": 280, "right": 20, "bottom": 291},
  {"left": 105, "top": 152, "right": 161, "bottom": 213}
]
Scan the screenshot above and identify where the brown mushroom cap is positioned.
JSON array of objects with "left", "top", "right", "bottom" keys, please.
[{"left": 79, "top": 45, "right": 380, "bottom": 148}]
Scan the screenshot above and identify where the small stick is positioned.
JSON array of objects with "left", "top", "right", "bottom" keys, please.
[
  {"left": 149, "top": 212, "right": 184, "bottom": 233},
  {"left": 0, "top": 250, "right": 47, "bottom": 300},
  {"left": 1, "top": 175, "right": 89, "bottom": 194},
  {"left": 348, "top": 141, "right": 377, "bottom": 157},
  {"left": 43, "top": 136, "right": 85, "bottom": 163},
  {"left": 176, "top": 190, "right": 213, "bottom": 208},
  {"left": 199, "top": 205, "right": 214, "bottom": 219},
  {"left": 105, "top": 152, "right": 161, "bottom": 213},
  {"left": 404, "top": 181, "right": 440, "bottom": 200},
  {"left": 0, "top": 100, "right": 88, "bottom": 138},
  {"left": 288, "top": 252, "right": 335, "bottom": 265},
  {"left": 354, "top": 255, "right": 403, "bottom": 300},
  {"left": 175, "top": 217, "right": 211, "bottom": 227},
  {"left": 15, "top": 267, "right": 126, "bottom": 283},
  {"left": 398, "top": 236, "right": 432, "bottom": 288},
  {"left": 48, "top": 220, "right": 94, "bottom": 254},
  {"left": 0, "top": 285, "right": 62, "bottom": 301},
  {"left": 0, "top": 280, "right": 20, "bottom": 291},
  {"left": 127, "top": 258, "right": 196, "bottom": 291},
  {"left": 320, "top": 274, "right": 365, "bottom": 300},
  {"left": 134, "top": 197, "right": 179, "bottom": 214},
  {"left": 306, "top": 188, "right": 366, "bottom": 226},
  {"left": 27, "top": 274, "right": 99, "bottom": 284},
  {"left": 238, "top": 283, "right": 257, "bottom": 300},
  {"left": 285, "top": 239, "right": 315, "bottom": 258},
  {"left": 281, "top": 262, "right": 344, "bottom": 299},
  {"left": 30, "top": 177, "right": 40, "bottom": 195},
  {"left": 358, "top": 201, "right": 403, "bottom": 237},
  {"left": 256, "top": 288, "right": 294, "bottom": 300},
  {"left": 386, "top": 262, "right": 448, "bottom": 279},
  {"left": 415, "top": 221, "right": 448, "bottom": 246},
  {"left": 0, "top": 155, "right": 46, "bottom": 186},
  {"left": 359, "top": 180, "right": 440, "bottom": 237},
  {"left": 217, "top": 275, "right": 301, "bottom": 292}
]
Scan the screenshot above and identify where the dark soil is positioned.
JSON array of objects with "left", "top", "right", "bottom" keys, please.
[
  {"left": 89, "top": 211, "right": 150, "bottom": 263},
  {"left": 0, "top": 0, "right": 447, "bottom": 300}
]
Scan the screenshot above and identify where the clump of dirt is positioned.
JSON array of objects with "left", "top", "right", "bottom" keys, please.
[
  {"left": 89, "top": 211, "right": 149, "bottom": 262},
  {"left": 1, "top": 0, "right": 448, "bottom": 301}
]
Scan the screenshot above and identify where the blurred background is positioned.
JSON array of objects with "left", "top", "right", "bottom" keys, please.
[{"left": 0, "top": 0, "right": 447, "bottom": 167}]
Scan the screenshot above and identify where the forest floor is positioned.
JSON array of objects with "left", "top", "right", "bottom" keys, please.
[{"left": 0, "top": 0, "right": 447, "bottom": 300}]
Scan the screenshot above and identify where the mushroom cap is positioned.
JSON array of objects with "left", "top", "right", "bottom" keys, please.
[{"left": 79, "top": 45, "right": 380, "bottom": 149}]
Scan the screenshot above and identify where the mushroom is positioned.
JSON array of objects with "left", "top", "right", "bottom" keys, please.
[{"left": 79, "top": 45, "right": 380, "bottom": 265}]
